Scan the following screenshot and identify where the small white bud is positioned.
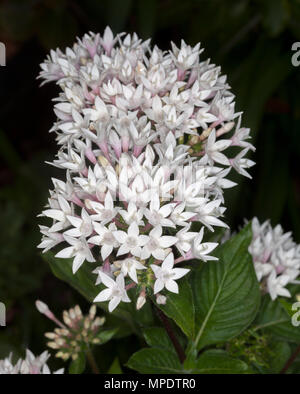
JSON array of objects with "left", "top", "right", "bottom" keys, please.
[
  {"left": 36, "top": 300, "right": 49, "bottom": 315},
  {"left": 136, "top": 295, "right": 146, "bottom": 310},
  {"left": 156, "top": 295, "right": 167, "bottom": 305}
]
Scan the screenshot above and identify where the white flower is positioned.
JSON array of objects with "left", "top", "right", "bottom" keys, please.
[
  {"left": 204, "top": 129, "right": 231, "bottom": 166},
  {"left": 41, "top": 195, "right": 73, "bottom": 233},
  {"left": 119, "top": 202, "right": 144, "bottom": 225},
  {"left": 144, "top": 195, "right": 175, "bottom": 227},
  {"left": 248, "top": 217, "right": 300, "bottom": 300},
  {"left": 151, "top": 253, "right": 189, "bottom": 294},
  {"left": 94, "top": 272, "right": 131, "bottom": 312},
  {"left": 114, "top": 222, "right": 149, "bottom": 257},
  {"left": 89, "top": 222, "right": 119, "bottom": 260},
  {"left": 64, "top": 208, "right": 93, "bottom": 237},
  {"left": 230, "top": 149, "right": 255, "bottom": 179},
  {"left": 267, "top": 271, "right": 291, "bottom": 300},
  {"left": 55, "top": 235, "right": 95, "bottom": 273},
  {"left": 141, "top": 226, "right": 177, "bottom": 260},
  {"left": 0, "top": 350, "right": 64, "bottom": 374},
  {"left": 38, "top": 26, "right": 256, "bottom": 310},
  {"left": 117, "top": 257, "right": 146, "bottom": 283},
  {"left": 170, "top": 203, "right": 196, "bottom": 227},
  {"left": 192, "top": 227, "right": 218, "bottom": 261},
  {"left": 175, "top": 225, "right": 198, "bottom": 254},
  {"left": 88, "top": 192, "right": 119, "bottom": 225}
]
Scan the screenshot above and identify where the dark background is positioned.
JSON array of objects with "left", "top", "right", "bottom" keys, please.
[{"left": 0, "top": 0, "right": 300, "bottom": 371}]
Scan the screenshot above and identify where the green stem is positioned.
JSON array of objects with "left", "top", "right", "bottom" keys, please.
[{"left": 86, "top": 350, "right": 100, "bottom": 374}]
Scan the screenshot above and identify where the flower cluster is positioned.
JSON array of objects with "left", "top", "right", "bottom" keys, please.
[
  {"left": 249, "top": 218, "right": 300, "bottom": 300},
  {"left": 38, "top": 27, "right": 254, "bottom": 311},
  {"left": 36, "top": 301, "right": 106, "bottom": 361},
  {"left": 0, "top": 349, "right": 64, "bottom": 374}
]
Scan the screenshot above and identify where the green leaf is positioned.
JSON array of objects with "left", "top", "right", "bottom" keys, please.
[
  {"left": 191, "top": 350, "right": 251, "bottom": 374},
  {"left": 43, "top": 251, "right": 154, "bottom": 330},
  {"left": 126, "top": 348, "right": 183, "bottom": 374},
  {"left": 42, "top": 251, "right": 98, "bottom": 302},
  {"left": 156, "top": 277, "right": 195, "bottom": 338},
  {"left": 143, "top": 327, "right": 175, "bottom": 352},
  {"left": 267, "top": 341, "right": 291, "bottom": 373},
  {"left": 69, "top": 352, "right": 86, "bottom": 374},
  {"left": 191, "top": 223, "right": 261, "bottom": 350},
  {"left": 97, "top": 328, "right": 118, "bottom": 345},
  {"left": 107, "top": 357, "right": 123, "bottom": 374},
  {"left": 254, "top": 295, "right": 300, "bottom": 343}
]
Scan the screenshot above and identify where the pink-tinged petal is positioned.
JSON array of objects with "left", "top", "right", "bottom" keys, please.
[
  {"left": 165, "top": 279, "right": 178, "bottom": 293},
  {"left": 55, "top": 246, "right": 74, "bottom": 259},
  {"left": 94, "top": 288, "right": 112, "bottom": 303},
  {"left": 154, "top": 279, "right": 164, "bottom": 294}
]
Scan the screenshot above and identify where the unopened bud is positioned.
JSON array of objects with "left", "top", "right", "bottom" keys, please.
[
  {"left": 45, "top": 332, "right": 56, "bottom": 340},
  {"left": 89, "top": 305, "right": 97, "bottom": 320},
  {"left": 136, "top": 295, "right": 146, "bottom": 310},
  {"left": 36, "top": 300, "right": 49, "bottom": 314},
  {"left": 156, "top": 294, "right": 167, "bottom": 305},
  {"left": 98, "top": 155, "right": 109, "bottom": 167}
]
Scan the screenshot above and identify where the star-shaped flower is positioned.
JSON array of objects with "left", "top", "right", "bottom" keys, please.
[{"left": 151, "top": 253, "right": 189, "bottom": 294}]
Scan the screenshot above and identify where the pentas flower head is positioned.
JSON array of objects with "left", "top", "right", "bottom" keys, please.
[
  {"left": 0, "top": 350, "right": 64, "bottom": 374},
  {"left": 249, "top": 217, "right": 300, "bottom": 300},
  {"left": 38, "top": 26, "right": 255, "bottom": 311},
  {"left": 37, "top": 302, "right": 106, "bottom": 361}
]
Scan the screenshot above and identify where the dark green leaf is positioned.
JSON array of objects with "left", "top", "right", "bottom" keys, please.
[
  {"left": 97, "top": 328, "right": 118, "bottom": 344},
  {"left": 143, "top": 327, "right": 175, "bottom": 352},
  {"left": 191, "top": 349, "right": 251, "bottom": 374},
  {"left": 156, "top": 277, "right": 195, "bottom": 339},
  {"left": 107, "top": 357, "right": 123, "bottom": 374},
  {"left": 127, "top": 348, "right": 183, "bottom": 374},
  {"left": 191, "top": 223, "right": 261, "bottom": 349},
  {"left": 254, "top": 295, "right": 300, "bottom": 343}
]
